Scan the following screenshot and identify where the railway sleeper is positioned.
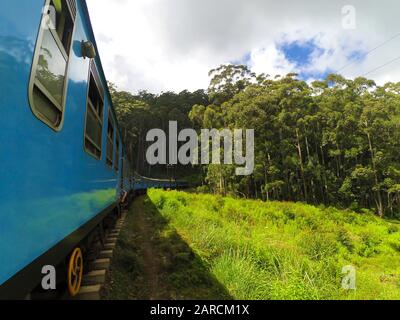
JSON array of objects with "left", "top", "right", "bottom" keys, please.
[{"left": 73, "top": 211, "right": 127, "bottom": 300}]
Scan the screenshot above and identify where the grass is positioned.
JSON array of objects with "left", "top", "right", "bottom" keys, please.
[
  {"left": 147, "top": 189, "right": 400, "bottom": 300},
  {"left": 103, "top": 194, "right": 231, "bottom": 300}
]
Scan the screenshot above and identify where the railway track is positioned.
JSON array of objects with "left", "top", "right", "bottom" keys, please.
[
  {"left": 28, "top": 209, "right": 128, "bottom": 301},
  {"left": 71, "top": 210, "right": 127, "bottom": 300}
]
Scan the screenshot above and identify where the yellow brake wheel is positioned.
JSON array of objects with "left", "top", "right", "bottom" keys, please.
[{"left": 67, "top": 248, "right": 83, "bottom": 297}]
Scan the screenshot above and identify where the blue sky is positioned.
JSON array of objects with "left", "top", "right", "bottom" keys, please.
[
  {"left": 239, "top": 40, "right": 366, "bottom": 82},
  {"left": 232, "top": 40, "right": 334, "bottom": 82},
  {"left": 279, "top": 40, "right": 332, "bottom": 81},
  {"left": 280, "top": 40, "right": 318, "bottom": 67}
]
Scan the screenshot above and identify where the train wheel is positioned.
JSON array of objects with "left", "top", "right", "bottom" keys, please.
[{"left": 67, "top": 247, "right": 84, "bottom": 297}]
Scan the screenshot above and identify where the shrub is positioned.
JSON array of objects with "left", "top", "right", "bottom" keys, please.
[
  {"left": 358, "top": 231, "right": 382, "bottom": 257},
  {"left": 299, "top": 232, "right": 338, "bottom": 261},
  {"left": 388, "top": 225, "right": 399, "bottom": 234},
  {"left": 337, "top": 228, "right": 354, "bottom": 252}
]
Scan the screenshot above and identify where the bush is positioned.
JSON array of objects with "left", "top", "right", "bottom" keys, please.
[
  {"left": 196, "top": 185, "right": 210, "bottom": 194},
  {"left": 298, "top": 232, "right": 338, "bottom": 261},
  {"left": 337, "top": 228, "right": 354, "bottom": 252},
  {"left": 388, "top": 225, "right": 399, "bottom": 234},
  {"left": 358, "top": 231, "right": 382, "bottom": 257}
]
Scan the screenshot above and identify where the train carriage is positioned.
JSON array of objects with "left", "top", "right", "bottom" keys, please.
[{"left": 0, "top": 0, "right": 133, "bottom": 299}]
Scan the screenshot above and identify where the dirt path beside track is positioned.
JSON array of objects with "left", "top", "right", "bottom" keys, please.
[{"left": 103, "top": 193, "right": 231, "bottom": 300}]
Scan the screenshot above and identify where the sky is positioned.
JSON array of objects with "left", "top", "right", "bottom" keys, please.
[{"left": 86, "top": 0, "right": 400, "bottom": 94}]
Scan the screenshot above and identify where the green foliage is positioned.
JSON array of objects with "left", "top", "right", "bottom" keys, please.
[
  {"left": 388, "top": 225, "right": 399, "bottom": 234},
  {"left": 336, "top": 228, "right": 355, "bottom": 252},
  {"left": 298, "top": 232, "right": 338, "bottom": 261},
  {"left": 358, "top": 231, "right": 382, "bottom": 257},
  {"left": 148, "top": 189, "right": 400, "bottom": 300},
  {"left": 187, "top": 67, "right": 400, "bottom": 217},
  {"left": 110, "top": 64, "right": 400, "bottom": 217},
  {"left": 109, "top": 83, "right": 208, "bottom": 179}
]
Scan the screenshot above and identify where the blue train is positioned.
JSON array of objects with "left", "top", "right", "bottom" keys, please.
[{"left": 0, "top": 0, "right": 187, "bottom": 299}]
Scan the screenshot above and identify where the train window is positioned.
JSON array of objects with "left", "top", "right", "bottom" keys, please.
[
  {"left": 84, "top": 62, "right": 104, "bottom": 159},
  {"left": 115, "top": 137, "right": 120, "bottom": 172},
  {"left": 29, "top": 0, "right": 76, "bottom": 130},
  {"left": 106, "top": 111, "right": 115, "bottom": 167},
  {"left": 54, "top": 0, "right": 75, "bottom": 53}
]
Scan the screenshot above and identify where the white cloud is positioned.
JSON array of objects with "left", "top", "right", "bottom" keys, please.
[
  {"left": 250, "top": 45, "right": 296, "bottom": 77},
  {"left": 86, "top": 0, "right": 400, "bottom": 93}
]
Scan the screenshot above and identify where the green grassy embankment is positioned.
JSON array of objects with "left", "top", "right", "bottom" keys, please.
[{"left": 105, "top": 190, "right": 400, "bottom": 300}]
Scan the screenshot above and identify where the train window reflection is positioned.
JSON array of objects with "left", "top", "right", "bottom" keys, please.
[
  {"left": 36, "top": 29, "right": 66, "bottom": 106},
  {"left": 106, "top": 111, "right": 115, "bottom": 167},
  {"left": 29, "top": 0, "right": 76, "bottom": 130},
  {"left": 115, "top": 137, "right": 120, "bottom": 172},
  {"left": 84, "top": 62, "right": 104, "bottom": 160}
]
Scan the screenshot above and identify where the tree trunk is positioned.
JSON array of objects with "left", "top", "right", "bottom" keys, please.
[
  {"left": 366, "top": 129, "right": 384, "bottom": 217},
  {"left": 305, "top": 135, "right": 316, "bottom": 202},
  {"left": 296, "top": 128, "right": 308, "bottom": 201}
]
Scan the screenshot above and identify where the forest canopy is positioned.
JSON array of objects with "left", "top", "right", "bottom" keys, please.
[{"left": 110, "top": 64, "right": 400, "bottom": 218}]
